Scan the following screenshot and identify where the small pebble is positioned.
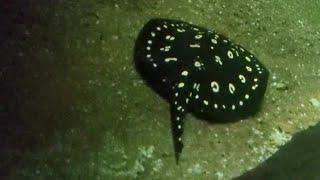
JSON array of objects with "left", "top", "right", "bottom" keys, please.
[
  {"left": 309, "top": 98, "right": 320, "bottom": 108},
  {"left": 272, "top": 82, "right": 288, "bottom": 90}
]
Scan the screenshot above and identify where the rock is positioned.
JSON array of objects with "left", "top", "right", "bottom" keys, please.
[
  {"left": 272, "top": 82, "right": 289, "bottom": 90},
  {"left": 215, "top": 171, "right": 224, "bottom": 180},
  {"left": 187, "top": 163, "right": 203, "bottom": 175},
  {"left": 309, "top": 98, "right": 320, "bottom": 108},
  {"left": 269, "top": 128, "right": 291, "bottom": 147}
]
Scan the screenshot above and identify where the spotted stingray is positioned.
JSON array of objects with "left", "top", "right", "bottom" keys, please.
[{"left": 134, "top": 18, "right": 269, "bottom": 163}]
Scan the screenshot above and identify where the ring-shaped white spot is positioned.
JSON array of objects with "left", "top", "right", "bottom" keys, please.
[
  {"left": 239, "top": 74, "right": 246, "bottom": 83},
  {"left": 194, "top": 61, "right": 201, "bottom": 67},
  {"left": 227, "top": 50, "right": 233, "bottom": 59},
  {"left": 181, "top": 71, "right": 188, "bottom": 76},
  {"left": 229, "top": 83, "right": 235, "bottom": 94},
  {"left": 195, "top": 34, "right": 203, "bottom": 39},
  {"left": 246, "top": 66, "right": 253, "bottom": 72},
  {"left": 178, "top": 82, "right": 185, "bottom": 88},
  {"left": 211, "top": 81, "right": 219, "bottom": 93}
]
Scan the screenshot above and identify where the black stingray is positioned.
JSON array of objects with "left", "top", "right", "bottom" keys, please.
[{"left": 134, "top": 18, "right": 269, "bottom": 163}]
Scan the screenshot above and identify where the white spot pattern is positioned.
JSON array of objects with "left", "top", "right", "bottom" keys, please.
[
  {"left": 246, "top": 66, "right": 253, "bottom": 72},
  {"left": 165, "top": 57, "right": 177, "bottom": 62},
  {"left": 229, "top": 83, "right": 235, "bottom": 94},
  {"left": 211, "top": 39, "right": 217, "bottom": 44},
  {"left": 177, "top": 28, "right": 186, "bottom": 32},
  {"left": 190, "top": 44, "right": 201, "bottom": 48},
  {"left": 195, "top": 34, "right": 203, "bottom": 39},
  {"left": 211, "top": 81, "right": 219, "bottom": 93},
  {"left": 215, "top": 56, "right": 223, "bottom": 65},
  {"left": 239, "top": 74, "right": 246, "bottom": 83},
  {"left": 181, "top": 71, "right": 188, "bottom": 76},
  {"left": 227, "top": 50, "right": 233, "bottom": 59},
  {"left": 194, "top": 61, "right": 201, "bottom": 67},
  {"left": 178, "top": 82, "right": 185, "bottom": 88}
]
